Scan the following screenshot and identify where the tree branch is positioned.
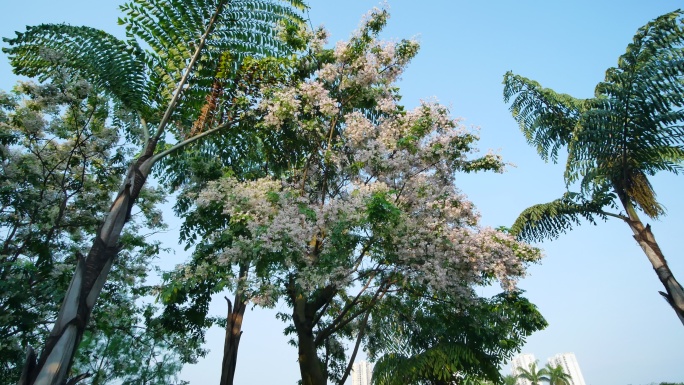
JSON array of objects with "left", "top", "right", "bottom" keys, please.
[
  {"left": 149, "top": 119, "right": 235, "bottom": 164},
  {"left": 601, "top": 210, "right": 628, "bottom": 221},
  {"left": 337, "top": 291, "right": 380, "bottom": 385},
  {"left": 314, "top": 270, "right": 377, "bottom": 334},
  {"left": 315, "top": 280, "right": 389, "bottom": 346},
  {"left": 140, "top": 117, "right": 150, "bottom": 145},
  {"left": 150, "top": 0, "right": 228, "bottom": 143}
]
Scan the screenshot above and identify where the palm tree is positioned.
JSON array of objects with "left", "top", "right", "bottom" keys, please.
[
  {"left": 543, "top": 364, "right": 571, "bottom": 385},
  {"left": 502, "top": 374, "right": 519, "bottom": 385},
  {"left": 516, "top": 361, "right": 548, "bottom": 385},
  {"left": 4, "top": 1, "right": 305, "bottom": 384},
  {"left": 503, "top": 10, "right": 684, "bottom": 325}
]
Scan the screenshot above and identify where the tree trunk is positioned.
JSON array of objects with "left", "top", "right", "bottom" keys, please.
[
  {"left": 19, "top": 145, "right": 157, "bottom": 385},
  {"left": 292, "top": 294, "right": 327, "bottom": 385},
  {"left": 219, "top": 264, "right": 248, "bottom": 385},
  {"left": 618, "top": 192, "right": 684, "bottom": 325},
  {"left": 16, "top": 3, "right": 231, "bottom": 383}
]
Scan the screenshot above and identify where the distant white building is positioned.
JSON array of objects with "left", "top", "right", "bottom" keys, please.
[
  {"left": 351, "top": 361, "right": 374, "bottom": 385},
  {"left": 511, "top": 353, "right": 536, "bottom": 385},
  {"left": 547, "top": 353, "right": 586, "bottom": 385}
]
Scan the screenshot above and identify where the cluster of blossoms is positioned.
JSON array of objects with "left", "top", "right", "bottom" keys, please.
[
  {"left": 197, "top": 7, "right": 540, "bottom": 305},
  {"left": 198, "top": 176, "right": 369, "bottom": 291},
  {"left": 261, "top": 87, "right": 300, "bottom": 127},
  {"left": 299, "top": 81, "right": 339, "bottom": 117},
  {"left": 339, "top": 100, "right": 530, "bottom": 292}
]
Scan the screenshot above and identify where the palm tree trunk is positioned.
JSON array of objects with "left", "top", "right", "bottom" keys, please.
[
  {"left": 19, "top": 144, "right": 157, "bottom": 385},
  {"left": 618, "top": 192, "right": 684, "bottom": 325},
  {"left": 219, "top": 263, "right": 248, "bottom": 385}
]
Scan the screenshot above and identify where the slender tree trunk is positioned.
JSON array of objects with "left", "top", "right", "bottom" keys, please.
[
  {"left": 617, "top": 192, "right": 684, "bottom": 325},
  {"left": 219, "top": 263, "right": 248, "bottom": 385},
  {"left": 17, "top": 3, "right": 230, "bottom": 383},
  {"left": 19, "top": 143, "right": 157, "bottom": 385}
]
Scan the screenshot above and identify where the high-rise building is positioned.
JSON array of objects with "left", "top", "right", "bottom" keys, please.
[
  {"left": 351, "top": 361, "right": 374, "bottom": 385},
  {"left": 511, "top": 353, "right": 536, "bottom": 385},
  {"left": 547, "top": 353, "right": 586, "bottom": 385}
]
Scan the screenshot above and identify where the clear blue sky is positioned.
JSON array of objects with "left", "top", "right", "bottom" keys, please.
[{"left": 2, "top": 1, "right": 683, "bottom": 385}]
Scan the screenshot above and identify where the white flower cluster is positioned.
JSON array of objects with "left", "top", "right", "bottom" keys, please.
[
  {"left": 261, "top": 87, "right": 301, "bottom": 128},
  {"left": 299, "top": 81, "right": 339, "bottom": 117},
  {"left": 339, "top": 101, "right": 536, "bottom": 293}
]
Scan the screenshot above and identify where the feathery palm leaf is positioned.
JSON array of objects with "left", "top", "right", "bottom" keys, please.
[
  {"left": 502, "top": 374, "right": 518, "bottom": 385},
  {"left": 505, "top": 9, "right": 684, "bottom": 222},
  {"left": 118, "top": 0, "right": 305, "bottom": 120},
  {"left": 516, "top": 361, "right": 547, "bottom": 385},
  {"left": 504, "top": 9, "right": 684, "bottom": 326},
  {"left": 2, "top": 2, "right": 308, "bottom": 384},
  {"left": 543, "top": 363, "right": 571, "bottom": 385},
  {"left": 510, "top": 191, "right": 614, "bottom": 243},
  {"left": 570, "top": 10, "right": 684, "bottom": 217},
  {"left": 4, "top": 24, "right": 149, "bottom": 113},
  {"left": 503, "top": 72, "right": 585, "bottom": 163},
  {"left": 4, "top": 0, "right": 306, "bottom": 129}
]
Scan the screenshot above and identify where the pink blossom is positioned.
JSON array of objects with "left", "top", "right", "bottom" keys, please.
[{"left": 197, "top": 13, "right": 540, "bottom": 307}]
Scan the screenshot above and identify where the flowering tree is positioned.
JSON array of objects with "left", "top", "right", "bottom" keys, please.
[
  {"left": 157, "top": 53, "right": 303, "bottom": 385},
  {"left": 184, "top": 8, "right": 542, "bottom": 385},
  {"left": 0, "top": 78, "right": 192, "bottom": 385},
  {"left": 4, "top": 1, "right": 306, "bottom": 383}
]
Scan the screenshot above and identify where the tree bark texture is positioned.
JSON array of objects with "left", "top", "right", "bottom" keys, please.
[
  {"left": 618, "top": 192, "right": 684, "bottom": 325},
  {"left": 19, "top": 146, "right": 156, "bottom": 385},
  {"left": 17, "top": 2, "right": 231, "bottom": 383},
  {"left": 219, "top": 297, "right": 245, "bottom": 385},
  {"left": 219, "top": 264, "right": 248, "bottom": 385},
  {"left": 291, "top": 289, "right": 327, "bottom": 385}
]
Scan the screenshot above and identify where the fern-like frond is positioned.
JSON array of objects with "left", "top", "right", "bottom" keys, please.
[
  {"left": 5, "top": 0, "right": 306, "bottom": 134},
  {"left": 3, "top": 24, "right": 149, "bottom": 113},
  {"left": 119, "top": 0, "right": 305, "bottom": 124},
  {"left": 503, "top": 71, "right": 585, "bottom": 163},
  {"left": 506, "top": 10, "right": 684, "bottom": 222},
  {"left": 569, "top": 9, "right": 684, "bottom": 218},
  {"left": 367, "top": 291, "right": 545, "bottom": 385},
  {"left": 510, "top": 192, "right": 612, "bottom": 243}
]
